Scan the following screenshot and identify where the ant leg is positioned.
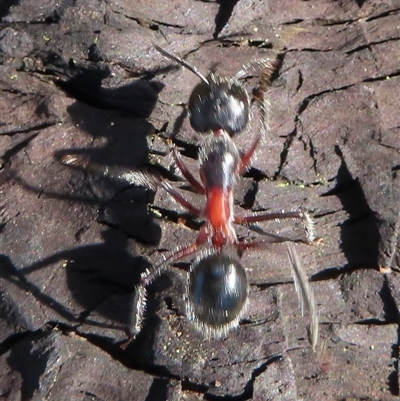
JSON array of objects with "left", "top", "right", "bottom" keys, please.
[
  {"left": 238, "top": 131, "right": 263, "bottom": 173},
  {"left": 131, "top": 242, "right": 198, "bottom": 337},
  {"left": 61, "top": 154, "right": 158, "bottom": 190},
  {"left": 61, "top": 154, "right": 202, "bottom": 216},
  {"left": 171, "top": 147, "right": 205, "bottom": 194},
  {"left": 236, "top": 237, "right": 319, "bottom": 349},
  {"left": 237, "top": 62, "right": 273, "bottom": 174},
  {"left": 236, "top": 231, "right": 296, "bottom": 251},
  {"left": 237, "top": 58, "right": 278, "bottom": 173},
  {"left": 236, "top": 53, "right": 281, "bottom": 138},
  {"left": 286, "top": 242, "right": 319, "bottom": 350},
  {"left": 234, "top": 52, "right": 281, "bottom": 82},
  {"left": 235, "top": 210, "right": 316, "bottom": 244},
  {"left": 157, "top": 180, "right": 202, "bottom": 216}
]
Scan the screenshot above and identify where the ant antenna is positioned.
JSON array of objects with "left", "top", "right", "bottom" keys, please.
[{"left": 154, "top": 44, "right": 209, "bottom": 85}]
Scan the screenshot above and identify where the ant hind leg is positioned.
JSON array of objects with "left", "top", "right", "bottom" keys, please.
[
  {"left": 235, "top": 210, "right": 317, "bottom": 245},
  {"left": 130, "top": 243, "right": 199, "bottom": 338}
]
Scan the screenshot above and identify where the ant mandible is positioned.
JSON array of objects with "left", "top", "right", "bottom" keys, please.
[{"left": 61, "top": 43, "right": 319, "bottom": 347}]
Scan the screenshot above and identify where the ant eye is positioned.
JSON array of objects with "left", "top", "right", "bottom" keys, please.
[
  {"left": 186, "top": 253, "right": 248, "bottom": 337},
  {"left": 188, "top": 76, "right": 250, "bottom": 135}
]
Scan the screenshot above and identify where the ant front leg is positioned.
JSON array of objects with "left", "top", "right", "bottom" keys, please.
[
  {"left": 60, "top": 154, "right": 158, "bottom": 191},
  {"left": 158, "top": 179, "right": 202, "bottom": 216},
  {"left": 171, "top": 147, "right": 205, "bottom": 195},
  {"left": 235, "top": 210, "right": 317, "bottom": 245},
  {"left": 238, "top": 131, "right": 262, "bottom": 174},
  {"left": 235, "top": 52, "right": 281, "bottom": 136},
  {"left": 61, "top": 154, "right": 203, "bottom": 216}
]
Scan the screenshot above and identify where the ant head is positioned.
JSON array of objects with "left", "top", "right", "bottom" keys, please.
[
  {"left": 186, "top": 251, "right": 248, "bottom": 338},
  {"left": 188, "top": 75, "right": 250, "bottom": 135}
]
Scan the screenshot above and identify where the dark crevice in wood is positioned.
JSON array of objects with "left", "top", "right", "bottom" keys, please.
[{"left": 273, "top": 127, "right": 296, "bottom": 179}]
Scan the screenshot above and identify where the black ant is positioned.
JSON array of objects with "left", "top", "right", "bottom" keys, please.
[
  {"left": 60, "top": 44, "right": 319, "bottom": 347},
  {"left": 154, "top": 44, "right": 273, "bottom": 137}
]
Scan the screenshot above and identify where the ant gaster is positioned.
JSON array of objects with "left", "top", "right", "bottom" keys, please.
[{"left": 61, "top": 44, "right": 319, "bottom": 346}]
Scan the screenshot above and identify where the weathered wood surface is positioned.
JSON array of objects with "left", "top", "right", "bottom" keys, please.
[{"left": 1, "top": 0, "right": 400, "bottom": 400}]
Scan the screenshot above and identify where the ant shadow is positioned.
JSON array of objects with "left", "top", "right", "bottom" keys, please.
[
  {"left": 41, "top": 50, "right": 163, "bottom": 120},
  {"left": 314, "top": 145, "right": 381, "bottom": 281},
  {"left": 1, "top": 228, "right": 172, "bottom": 338},
  {"left": 309, "top": 147, "right": 399, "bottom": 395},
  {"left": 2, "top": 51, "right": 184, "bottom": 378},
  {"left": 333, "top": 145, "right": 381, "bottom": 268},
  {"left": 49, "top": 51, "right": 165, "bottom": 241},
  {"left": 6, "top": 329, "right": 54, "bottom": 401},
  {"left": 2, "top": 242, "right": 174, "bottom": 398},
  {"left": 0, "top": 0, "right": 18, "bottom": 19},
  {"left": 318, "top": 146, "right": 399, "bottom": 396},
  {"left": 46, "top": 50, "right": 178, "bottom": 242},
  {"left": 144, "top": 378, "right": 173, "bottom": 401}
]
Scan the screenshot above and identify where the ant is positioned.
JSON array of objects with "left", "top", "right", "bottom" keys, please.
[{"left": 60, "top": 43, "right": 319, "bottom": 348}]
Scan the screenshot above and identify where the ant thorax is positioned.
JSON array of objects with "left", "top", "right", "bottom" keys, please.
[
  {"left": 198, "top": 132, "right": 239, "bottom": 249},
  {"left": 198, "top": 131, "right": 241, "bottom": 190},
  {"left": 188, "top": 73, "right": 250, "bottom": 135}
]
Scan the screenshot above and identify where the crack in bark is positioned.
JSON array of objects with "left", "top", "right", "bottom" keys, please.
[
  {"left": 315, "top": 17, "right": 360, "bottom": 26},
  {"left": 307, "top": 135, "right": 318, "bottom": 175},
  {"left": 365, "top": 7, "right": 400, "bottom": 22},
  {"left": 1, "top": 121, "right": 58, "bottom": 137},
  {"left": 295, "top": 7, "right": 400, "bottom": 28},
  {"left": 281, "top": 18, "right": 304, "bottom": 26},
  {"left": 273, "top": 128, "right": 296, "bottom": 179},
  {"left": 288, "top": 47, "right": 335, "bottom": 54},
  {"left": 385, "top": 213, "right": 400, "bottom": 270},
  {"left": 244, "top": 355, "right": 283, "bottom": 400},
  {"left": 295, "top": 69, "right": 303, "bottom": 92},
  {"left": 346, "top": 36, "right": 400, "bottom": 55},
  {"left": 311, "top": 264, "right": 369, "bottom": 282},
  {"left": 110, "top": 8, "right": 185, "bottom": 30},
  {"left": 1, "top": 132, "right": 38, "bottom": 166},
  {"left": 194, "top": 354, "right": 283, "bottom": 401},
  {"left": 294, "top": 70, "right": 400, "bottom": 123}
]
